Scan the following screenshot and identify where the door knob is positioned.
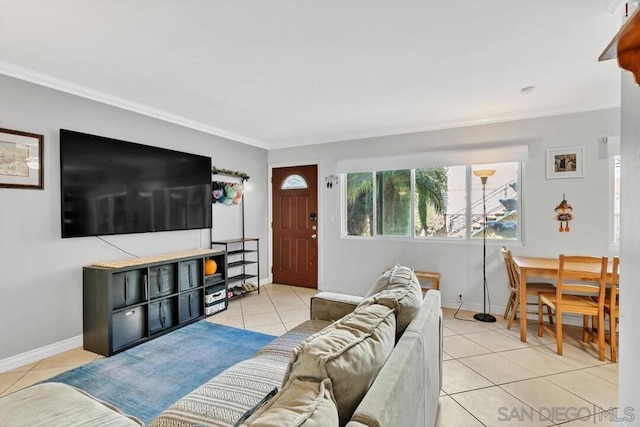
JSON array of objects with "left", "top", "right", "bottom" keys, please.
[{"left": 311, "top": 234, "right": 317, "bottom": 239}]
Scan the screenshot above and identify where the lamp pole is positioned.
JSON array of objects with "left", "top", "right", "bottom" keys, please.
[{"left": 473, "top": 172, "right": 496, "bottom": 323}]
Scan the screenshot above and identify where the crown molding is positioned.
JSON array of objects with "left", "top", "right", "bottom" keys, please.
[
  {"left": 0, "top": 60, "right": 268, "bottom": 149},
  {"left": 268, "top": 104, "right": 621, "bottom": 149},
  {"left": 0, "top": 60, "right": 622, "bottom": 151}
]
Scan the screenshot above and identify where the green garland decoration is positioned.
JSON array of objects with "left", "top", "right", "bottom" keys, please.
[{"left": 211, "top": 166, "right": 250, "bottom": 181}]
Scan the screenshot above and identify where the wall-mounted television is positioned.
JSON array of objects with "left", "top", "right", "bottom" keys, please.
[{"left": 60, "top": 129, "right": 212, "bottom": 238}]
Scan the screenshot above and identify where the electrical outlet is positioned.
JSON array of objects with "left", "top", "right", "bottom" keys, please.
[{"left": 458, "top": 294, "right": 463, "bottom": 304}]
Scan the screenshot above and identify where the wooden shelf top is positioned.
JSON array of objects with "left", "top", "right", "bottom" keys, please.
[
  {"left": 600, "top": 8, "right": 640, "bottom": 83},
  {"left": 91, "top": 248, "right": 224, "bottom": 269}
]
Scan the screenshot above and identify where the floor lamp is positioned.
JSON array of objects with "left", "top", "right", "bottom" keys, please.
[{"left": 473, "top": 169, "right": 496, "bottom": 323}]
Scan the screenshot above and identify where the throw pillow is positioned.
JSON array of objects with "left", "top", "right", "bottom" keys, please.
[
  {"left": 358, "top": 265, "right": 422, "bottom": 336},
  {"left": 282, "top": 304, "right": 396, "bottom": 426},
  {"left": 239, "top": 378, "right": 338, "bottom": 427},
  {"left": 362, "top": 264, "right": 397, "bottom": 298}
]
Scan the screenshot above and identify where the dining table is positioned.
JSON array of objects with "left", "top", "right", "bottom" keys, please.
[{"left": 511, "top": 256, "right": 615, "bottom": 342}]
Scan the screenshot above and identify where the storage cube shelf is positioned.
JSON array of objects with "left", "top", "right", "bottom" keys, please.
[{"left": 83, "top": 249, "right": 227, "bottom": 356}]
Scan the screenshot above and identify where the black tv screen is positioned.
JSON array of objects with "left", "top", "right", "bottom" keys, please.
[{"left": 60, "top": 129, "right": 212, "bottom": 238}]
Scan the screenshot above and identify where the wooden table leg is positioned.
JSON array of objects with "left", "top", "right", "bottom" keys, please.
[{"left": 519, "top": 269, "right": 528, "bottom": 342}]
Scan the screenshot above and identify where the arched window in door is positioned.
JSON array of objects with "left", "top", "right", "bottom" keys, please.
[{"left": 281, "top": 174, "right": 308, "bottom": 189}]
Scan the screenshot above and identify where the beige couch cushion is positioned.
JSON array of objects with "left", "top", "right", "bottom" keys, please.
[
  {"left": 282, "top": 304, "right": 396, "bottom": 426},
  {"left": 0, "top": 382, "right": 143, "bottom": 427},
  {"left": 347, "top": 291, "right": 442, "bottom": 427},
  {"left": 362, "top": 266, "right": 394, "bottom": 298},
  {"left": 358, "top": 265, "right": 422, "bottom": 336},
  {"left": 241, "top": 378, "right": 338, "bottom": 426}
]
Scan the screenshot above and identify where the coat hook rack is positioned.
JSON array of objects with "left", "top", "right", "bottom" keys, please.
[{"left": 325, "top": 175, "right": 338, "bottom": 189}]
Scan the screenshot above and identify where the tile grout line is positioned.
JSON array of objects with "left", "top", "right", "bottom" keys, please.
[
  {"left": 537, "top": 370, "right": 620, "bottom": 411},
  {"left": 262, "top": 284, "right": 287, "bottom": 332},
  {"left": 443, "top": 313, "right": 618, "bottom": 426},
  {"left": 443, "top": 393, "right": 488, "bottom": 427}
]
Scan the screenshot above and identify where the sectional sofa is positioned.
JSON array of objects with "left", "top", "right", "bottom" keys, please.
[{"left": 1, "top": 265, "right": 443, "bottom": 427}]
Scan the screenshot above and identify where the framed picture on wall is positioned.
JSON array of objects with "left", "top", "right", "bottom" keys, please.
[
  {"left": 546, "top": 147, "right": 584, "bottom": 179},
  {"left": 0, "top": 128, "right": 44, "bottom": 189}
]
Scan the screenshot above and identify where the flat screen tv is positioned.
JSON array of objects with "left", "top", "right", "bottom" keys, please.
[{"left": 60, "top": 129, "right": 212, "bottom": 238}]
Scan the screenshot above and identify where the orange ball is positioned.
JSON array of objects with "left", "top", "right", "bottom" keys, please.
[{"left": 205, "top": 259, "right": 217, "bottom": 275}]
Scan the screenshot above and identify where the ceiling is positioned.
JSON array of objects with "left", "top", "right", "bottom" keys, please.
[{"left": 0, "top": 1, "right": 624, "bottom": 149}]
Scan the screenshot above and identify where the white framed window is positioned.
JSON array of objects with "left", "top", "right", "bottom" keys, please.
[
  {"left": 344, "top": 162, "right": 520, "bottom": 241},
  {"left": 281, "top": 174, "right": 308, "bottom": 189},
  {"left": 376, "top": 169, "right": 412, "bottom": 236},
  {"left": 346, "top": 173, "right": 373, "bottom": 236}
]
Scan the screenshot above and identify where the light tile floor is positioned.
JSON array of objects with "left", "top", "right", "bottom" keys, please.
[
  {"left": 438, "top": 308, "right": 619, "bottom": 427},
  {"left": 0, "top": 285, "right": 619, "bottom": 426}
]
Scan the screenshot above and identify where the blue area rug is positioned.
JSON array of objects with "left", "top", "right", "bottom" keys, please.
[{"left": 45, "top": 321, "right": 275, "bottom": 424}]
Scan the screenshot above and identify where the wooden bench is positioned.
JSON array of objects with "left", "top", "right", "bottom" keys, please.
[{"left": 414, "top": 270, "right": 441, "bottom": 292}]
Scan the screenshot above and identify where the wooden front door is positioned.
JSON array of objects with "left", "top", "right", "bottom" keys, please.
[{"left": 272, "top": 165, "right": 318, "bottom": 288}]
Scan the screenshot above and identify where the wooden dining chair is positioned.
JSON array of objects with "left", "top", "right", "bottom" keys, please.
[
  {"left": 501, "top": 247, "right": 555, "bottom": 330},
  {"left": 604, "top": 257, "right": 620, "bottom": 362},
  {"left": 537, "top": 255, "right": 608, "bottom": 361}
]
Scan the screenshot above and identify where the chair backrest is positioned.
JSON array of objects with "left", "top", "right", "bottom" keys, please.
[
  {"left": 556, "top": 255, "right": 608, "bottom": 304},
  {"left": 501, "top": 247, "right": 519, "bottom": 292},
  {"left": 609, "top": 257, "right": 620, "bottom": 315}
]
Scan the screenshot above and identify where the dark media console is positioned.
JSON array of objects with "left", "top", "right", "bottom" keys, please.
[{"left": 83, "top": 249, "right": 226, "bottom": 356}]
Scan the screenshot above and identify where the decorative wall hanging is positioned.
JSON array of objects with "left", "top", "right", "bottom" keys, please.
[
  {"left": 325, "top": 175, "right": 338, "bottom": 189},
  {"left": 0, "top": 127, "right": 44, "bottom": 189},
  {"left": 546, "top": 147, "right": 584, "bottom": 179},
  {"left": 211, "top": 166, "right": 249, "bottom": 181},
  {"left": 554, "top": 194, "right": 573, "bottom": 232}
]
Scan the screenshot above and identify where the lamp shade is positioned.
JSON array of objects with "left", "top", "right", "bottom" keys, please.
[{"left": 473, "top": 169, "right": 496, "bottom": 178}]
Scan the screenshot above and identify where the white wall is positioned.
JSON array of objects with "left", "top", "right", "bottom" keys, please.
[
  {"left": 268, "top": 108, "right": 620, "bottom": 315},
  {"left": 619, "top": 71, "right": 640, "bottom": 425},
  {"left": 0, "top": 75, "right": 269, "bottom": 362}
]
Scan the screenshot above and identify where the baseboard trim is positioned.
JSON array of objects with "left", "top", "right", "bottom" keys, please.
[{"left": 0, "top": 335, "right": 83, "bottom": 374}]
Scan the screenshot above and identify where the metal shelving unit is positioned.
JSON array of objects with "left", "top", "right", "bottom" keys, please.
[
  {"left": 210, "top": 238, "right": 260, "bottom": 299},
  {"left": 210, "top": 169, "right": 259, "bottom": 303}
]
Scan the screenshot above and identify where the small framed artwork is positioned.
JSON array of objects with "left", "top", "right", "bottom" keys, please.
[
  {"left": 546, "top": 147, "right": 584, "bottom": 179},
  {"left": 0, "top": 128, "right": 44, "bottom": 189}
]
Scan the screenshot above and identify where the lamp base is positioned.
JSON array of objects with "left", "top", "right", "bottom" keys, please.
[{"left": 473, "top": 313, "right": 497, "bottom": 323}]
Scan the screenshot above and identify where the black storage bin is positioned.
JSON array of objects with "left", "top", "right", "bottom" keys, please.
[
  {"left": 149, "top": 264, "right": 175, "bottom": 298},
  {"left": 112, "top": 270, "right": 145, "bottom": 309},
  {"left": 112, "top": 307, "right": 146, "bottom": 351},
  {"left": 179, "top": 290, "right": 202, "bottom": 323},
  {"left": 149, "top": 298, "right": 176, "bottom": 334},
  {"left": 179, "top": 260, "right": 201, "bottom": 291}
]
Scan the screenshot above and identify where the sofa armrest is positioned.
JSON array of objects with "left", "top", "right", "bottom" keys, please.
[{"left": 310, "top": 292, "right": 363, "bottom": 322}]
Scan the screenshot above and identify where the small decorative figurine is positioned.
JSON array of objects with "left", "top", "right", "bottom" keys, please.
[{"left": 554, "top": 194, "right": 573, "bottom": 232}]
